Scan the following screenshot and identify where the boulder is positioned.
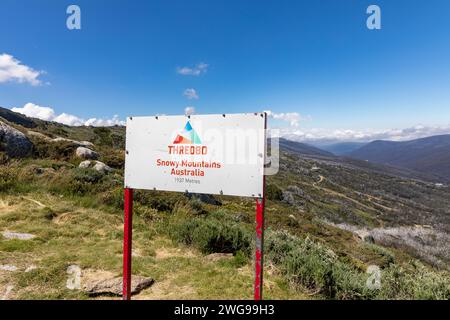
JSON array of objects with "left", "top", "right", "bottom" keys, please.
[
  {"left": 83, "top": 276, "right": 154, "bottom": 296},
  {"left": 80, "top": 141, "right": 94, "bottom": 147},
  {"left": 53, "top": 137, "right": 94, "bottom": 148},
  {"left": 78, "top": 160, "right": 91, "bottom": 169},
  {"left": 75, "top": 147, "right": 98, "bottom": 160},
  {"left": 2, "top": 231, "right": 36, "bottom": 240},
  {"left": 0, "top": 121, "right": 33, "bottom": 158},
  {"left": 186, "top": 193, "right": 221, "bottom": 205},
  {"left": 282, "top": 191, "right": 295, "bottom": 206},
  {"left": 93, "top": 161, "right": 113, "bottom": 173},
  {"left": 0, "top": 265, "right": 18, "bottom": 272}
]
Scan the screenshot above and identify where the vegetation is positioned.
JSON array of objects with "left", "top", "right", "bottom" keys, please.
[{"left": 1, "top": 111, "right": 450, "bottom": 300}]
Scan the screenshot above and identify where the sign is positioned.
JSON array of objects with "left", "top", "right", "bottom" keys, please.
[{"left": 124, "top": 113, "right": 266, "bottom": 198}]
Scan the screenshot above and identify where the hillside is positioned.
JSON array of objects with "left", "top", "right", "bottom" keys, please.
[
  {"left": 1, "top": 109, "right": 449, "bottom": 300},
  {"left": 312, "top": 142, "right": 367, "bottom": 156},
  {"left": 278, "top": 138, "right": 334, "bottom": 158},
  {"left": 348, "top": 135, "right": 450, "bottom": 182}
]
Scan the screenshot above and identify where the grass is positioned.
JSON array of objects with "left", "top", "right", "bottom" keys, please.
[
  {"left": 1, "top": 150, "right": 450, "bottom": 300},
  {"left": 0, "top": 191, "right": 304, "bottom": 300}
]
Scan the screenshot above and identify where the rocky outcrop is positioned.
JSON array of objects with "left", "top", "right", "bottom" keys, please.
[
  {"left": 79, "top": 160, "right": 91, "bottom": 169},
  {"left": 186, "top": 193, "right": 222, "bottom": 205},
  {"left": 75, "top": 147, "right": 98, "bottom": 160},
  {"left": 78, "top": 160, "right": 113, "bottom": 173},
  {"left": 93, "top": 161, "right": 113, "bottom": 173},
  {"left": 53, "top": 137, "right": 93, "bottom": 148},
  {"left": 0, "top": 121, "right": 33, "bottom": 158},
  {"left": 83, "top": 276, "right": 154, "bottom": 296},
  {"left": 2, "top": 231, "right": 36, "bottom": 240}
]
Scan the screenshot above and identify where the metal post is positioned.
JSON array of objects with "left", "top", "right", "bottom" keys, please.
[
  {"left": 123, "top": 188, "right": 133, "bottom": 300},
  {"left": 254, "top": 196, "right": 265, "bottom": 300}
]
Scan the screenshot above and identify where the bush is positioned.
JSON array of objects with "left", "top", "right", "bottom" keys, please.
[
  {"left": 265, "top": 183, "right": 283, "bottom": 201},
  {"left": 0, "top": 166, "right": 17, "bottom": 192},
  {"left": 32, "top": 139, "right": 76, "bottom": 161},
  {"left": 93, "top": 127, "right": 113, "bottom": 146},
  {"left": 378, "top": 263, "right": 450, "bottom": 300},
  {"left": 264, "top": 230, "right": 364, "bottom": 298},
  {"left": 101, "top": 152, "right": 125, "bottom": 169},
  {"left": 67, "top": 168, "right": 105, "bottom": 195},
  {"left": 167, "top": 211, "right": 252, "bottom": 255},
  {"left": 134, "top": 190, "right": 183, "bottom": 212},
  {"left": 265, "top": 229, "right": 450, "bottom": 300}
]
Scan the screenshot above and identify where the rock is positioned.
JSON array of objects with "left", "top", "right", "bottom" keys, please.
[
  {"left": 354, "top": 230, "right": 375, "bottom": 244},
  {"left": 27, "top": 130, "right": 51, "bottom": 140},
  {"left": 0, "top": 285, "right": 14, "bottom": 300},
  {"left": 282, "top": 191, "right": 295, "bottom": 206},
  {"left": 52, "top": 137, "right": 93, "bottom": 148},
  {"left": 25, "top": 265, "right": 38, "bottom": 273},
  {"left": 0, "top": 265, "right": 18, "bottom": 272},
  {"left": 0, "top": 121, "right": 33, "bottom": 157},
  {"left": 363, "top": 234, "right": 375, "bottom": 244},
  {"left": 93, "top": 161, "right": 113, "bottom": 173},
  {"left": 75, "top": 147, "right": 98, "bottom": 160},
  {"left": 83, "top": 276, "right": 154, "bottom": 296},
  {"left": 80, "top": 141, "right": 94, "bottom": 147},
  {"left": 2, "top": 231, "right": 36, "bottom": 240},
  {"left": 205, "top": 253, "right": 234, "bottom": 262},
  {"left": 78, "top": 160, "right": 91, "bottom": 169},
  {"left": 186, "top": 193, "right": 221, "bottom": 205},
  {"left": 287, "top": 185, "right": 304, "bottom": 196}
]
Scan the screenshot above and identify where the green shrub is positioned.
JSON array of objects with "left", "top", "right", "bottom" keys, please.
[
  {"left": 134, "top": 190, "right": 183, "bottom": 212},
  {"left": 101, "top": 152, "right": 125, "bottom": 169},
  {"left": 167, "top": 211, "right": 252, "bottom": 255},
  {"left": 377, "top": 263, "right": 450, "bottom": 300},
  {"left": 67, "top": 168, "right": 105, "bottom": 195},
  {"left": 32, "top": 139, "right": 76, "bottom": 160},
  {"left": 0, "top": 166, "right": 18, "bottom": 192},
  {"left": 93, "top": 127, "right": 113, "bottom": 146},
  {"left": 265, "top": 229, "right": 450, "bottom": 300},
  {"left": 100, "top": 187, "right": 124, "bottom": 209},
  {"left": 266, "top": 183, "right": 283, "bottom": 201}
]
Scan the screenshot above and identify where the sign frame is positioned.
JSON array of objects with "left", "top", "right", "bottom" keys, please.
[{"left": 122, "top": 112, "right": 267, "bottom": 301}]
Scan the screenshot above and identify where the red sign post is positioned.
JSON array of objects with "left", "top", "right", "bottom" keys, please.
[
  {"left": 122, "top": 188, "right": 133, "bottom": 300},
  {"left": 254, "top": 196, "right": 265, "bottom": 300}
]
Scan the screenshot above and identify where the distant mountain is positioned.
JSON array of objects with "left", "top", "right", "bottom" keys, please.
[
  {"left": 279, "top": 137, "right": 443, "bottom": 182},
  {"left": 278, "top": 138, "right": 335, "bottom": 158},
  {"left": 348, "top": 135, "right": 450, "bottom": 181},
  {"left": 313, "top": 142, "right": 367, "bottom": 156}
]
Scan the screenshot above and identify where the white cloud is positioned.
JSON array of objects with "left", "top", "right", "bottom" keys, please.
[
  {"left": 53, "top": 113, "right": 84, "bottom": 126},
  {"left": 265, "top": 110, "right": 304, "bottom": 127},
  {"left": 11, "top": 103, "right": 55, "bottom": 121},
  {"left": 84, "top": 115, "right": 124, "bottom": 127},
  {"left": 177, "top": 63, "right": 208, "bottom": 76},
  {"left": 278, "top": 124, "right": 450, "bottom": 143},
  {"left": 184, "top": 106, "right": 196, "bottom": 116},
  {"left": 183, "top": 88, "right": 199, "bottom": 100},
  {"left": 0, "top": 54, "right": 44, "bottom": 86},
  {"left": 11, "top": 103, "right": 125, "bottom": 127}
]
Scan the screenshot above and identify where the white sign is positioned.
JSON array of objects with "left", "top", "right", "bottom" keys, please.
[{"left": 124, "top": 113, "right": 266, "bottom": 198}]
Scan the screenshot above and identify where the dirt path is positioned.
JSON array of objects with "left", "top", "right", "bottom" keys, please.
[{"left": 305, "top": 175, "right": 392, "bottom": 213}]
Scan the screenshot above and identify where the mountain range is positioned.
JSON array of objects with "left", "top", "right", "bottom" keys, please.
[{"left": 345, "top": 135, "right": 450, "bottom": 182}]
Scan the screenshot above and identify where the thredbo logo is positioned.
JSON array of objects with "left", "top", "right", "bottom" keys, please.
[
  {"left": 157, "top": 121, "right": 222, "bottom": 178},
  {"left": 168, "top": 120, "right": 207, "bottom": 156}
]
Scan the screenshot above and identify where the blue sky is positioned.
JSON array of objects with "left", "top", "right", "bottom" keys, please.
[{"left": 1, "top": 0, "right": 450, "bottom": 141}]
